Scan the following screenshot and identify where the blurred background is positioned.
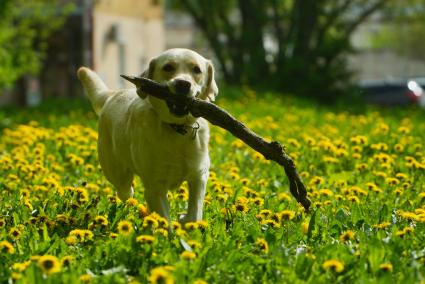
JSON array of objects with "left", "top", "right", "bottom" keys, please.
[{"left": 0, "top": 0, "right": 424, "bottom": 106}]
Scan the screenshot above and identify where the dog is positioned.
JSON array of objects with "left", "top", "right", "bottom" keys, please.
[{"left": 77, "top": 48, "right": 218, "bottom": 223}]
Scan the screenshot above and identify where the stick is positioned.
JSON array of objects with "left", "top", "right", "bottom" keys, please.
[{"left": 121, "top": 75, "right": 311, "bottom": 211}]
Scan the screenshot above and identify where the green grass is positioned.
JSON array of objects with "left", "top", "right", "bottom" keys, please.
[{"left": 0, "top": 90, "right": 424, "bottom": 283}]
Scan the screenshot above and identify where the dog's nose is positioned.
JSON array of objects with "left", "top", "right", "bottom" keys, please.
[{"left": 173, "top": 79, "right": 192, "bottom": 95}]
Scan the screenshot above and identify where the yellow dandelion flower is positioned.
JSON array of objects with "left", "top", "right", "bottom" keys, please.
[
  {"left": 94, "top": 215, "right": 109, "bottom": 227},
  {"left": 61, "top": 256, "right": 74, "bottom": 267},
  {"left": 185, "top": 222, "right": 199, "bottom": 230},
  {"left": 260, "top": 219, "right": 281, "bottom": 229},
  {"left": 379, "top": 263, "right": 393, "bottom": 272},
  {"left": 12, "top": 260, "right": 31, "bottom": 272},
  {"left": 117, "top": 220, "right": 133, "bottom": 235},
  {"left": 280, "top": 210, "right": 295, "bottom": 221},
  {"left": 171, "top": 221, "right": 182, "bottom": 230},
  {"left": 196, "top": 220, "right": 209, "bottom": 229},
  {"left": 234, "top": 203, "right": 249, "bottom": 213},
  {"left": 149, "top": 267, "right": 174, "bottom": 284},
  {"left": 322, "top": 259, "right": 344, "bottom": 273},
  {"left": 278, "top": 192, "right": 291, "bottom": 202},
  {"left": 9, "top": 227, "right": 22, "bottom": 239},
  {"left": 126, "top": 198, "right": 139, "bottom": 207},
  {"left": 138, "top": 204, "right": 149, "bottom": 218},
  {"left": 398, "top": 211, "right": 418, "bottom": 221},
  {"left": 80, "top": 274, "right": 92, "bottom": 283},
  {"left": 143, "top": 216, "right": 159, "bottom": 229},
  {"left": 38, "top": 255, "right": 61, "bottom": 275},
  {"left": 180, "top": 251, "right": 197, "bottom": 260},
  {"left": 187, "top": 240, "right": 202, "bottom": 249},
  {"left": 155, "top": 228, "right": 169, "bottom": 237},
  {"left": 255, "top": 238, "right": 269, "bottom": 253},
  {"left": 136, "top": 235, "right": 155, "bottom": 244},
  {"left": 0, "top": 240, "right": 15, "bottom": 254},
  {"left": 339, "top": 230, "right": 355, "bottom": 243},
  {"left": 373, "top": 222, "right": 391, "bottom": 229},
  {"left": 347, "top": 195, "right": 360, "bottom": 203},
  {"left": 193, "top": 280, "right": 208, "bottom": 284}
]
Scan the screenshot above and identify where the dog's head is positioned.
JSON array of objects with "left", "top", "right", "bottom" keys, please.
[{"left": 138, "top": 48, "right": 218, "bottom": 123}]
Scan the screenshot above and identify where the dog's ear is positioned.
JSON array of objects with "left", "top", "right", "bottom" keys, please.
[
  {"left": 203, "top": 60, "right": 218, "bottom": 102},
  {"left": 137, "top": 58, "right": 157, "bottom": 99}
]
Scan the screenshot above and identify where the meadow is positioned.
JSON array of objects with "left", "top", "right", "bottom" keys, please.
[{"left": 0, "top": 89, "right": 424, "bottom": 283}]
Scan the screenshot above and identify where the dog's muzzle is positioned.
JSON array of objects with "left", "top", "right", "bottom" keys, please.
[{"left": 167, "top": 79, "right": 193, "bottom": 117}]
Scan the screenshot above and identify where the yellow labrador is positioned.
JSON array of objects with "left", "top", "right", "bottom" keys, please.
[{"left": 77, "top": 48, "right": 218, "bottom": 223}]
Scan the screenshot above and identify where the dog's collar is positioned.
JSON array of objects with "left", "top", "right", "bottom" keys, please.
[{"left": 169, "top": 122, "right": 200, "bottom": 138}]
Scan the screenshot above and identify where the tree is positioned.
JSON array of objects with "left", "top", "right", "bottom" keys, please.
[
  {"left": 0, "top": 0, "right": 73, "bottom": 88},
  {"left": 170, "top": 0, "right": 389, "bottom": 100},
  {"left": 372, "top": 0, "right": 425, "bottom": 62}
]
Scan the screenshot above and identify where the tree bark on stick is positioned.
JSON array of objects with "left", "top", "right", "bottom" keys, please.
[{"left": 121, "top": 75, "right": 312, "bottom": 211}]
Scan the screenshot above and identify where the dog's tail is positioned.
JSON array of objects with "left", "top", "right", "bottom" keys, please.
[{"left": 77, "top": 67, "right": 110, "bottom": 115}]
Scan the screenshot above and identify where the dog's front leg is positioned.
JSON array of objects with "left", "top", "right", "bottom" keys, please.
[
  {"left": 180, "top": 170, "right": 208, "bottom": 223},
  {"left": 144, "top": 187, "right": 170, "bottom": 221}
]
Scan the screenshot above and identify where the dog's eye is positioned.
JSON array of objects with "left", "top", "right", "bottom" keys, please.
[
  {"left": 162, "top": 64, "right": 175, "bottom": 72},
  {"left": 193, "top": 65, "right": 202, "bottom": 74}
]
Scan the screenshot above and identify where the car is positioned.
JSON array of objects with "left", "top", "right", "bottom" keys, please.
[{"left": 359, "top": 78, "right": 424, "bottom": 106}]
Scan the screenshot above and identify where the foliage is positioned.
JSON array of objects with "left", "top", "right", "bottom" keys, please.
[
  {"left": 169, "top": 0, "right": 389, "bottom": 101},
  {"left": 0, "top": 0, "right": 74, "bottom": 88},
  {"left": 0, "top": 92, "right": 424, "bottom": 283},
  {"left": 372, "top": 0, "right": 425, "bottom": 61}
]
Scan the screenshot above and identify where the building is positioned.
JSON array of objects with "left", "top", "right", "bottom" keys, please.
[{"left": 0, "top": 0, "right": 165, "bottom": 105}]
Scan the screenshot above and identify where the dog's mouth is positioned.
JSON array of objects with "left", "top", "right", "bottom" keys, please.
[
  {"left": 166, "top": 91, "right": 200, "bottom": 117},
  {"left": 167, "top": 101, "right": 189, "bottom": 117}
]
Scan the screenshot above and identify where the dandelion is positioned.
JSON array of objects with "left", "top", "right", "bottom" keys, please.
[
  {"left": 185, "top": 222, "right": 199, "bottom": 230},
  {"left": 80, "top": 274, "right": 92, "bottom": 283},
  {"left": 0, "top": 241, "right": 15, "bottom": 254},
  {"left": 339, "top": 230, "right": 355, "bottom": 243},
  {"left": 260, "top": 219, "right": 281, "bottom": 229},
  {"left": 322, "top": 259, "right": 344, "bottom": 273},
  {"left": 278, "top": 192, "right": 291, "bottom": 202},
  {"left": 149, "top": 267, "right": 174, "bottom": 284},
  {"left": 9, "top": 227, "right": 22, "bottom": 239},
  {"left": 38, "top": 255, "right": 61, "bottom": 275},
  {"left": 379, "top": 263, "right": 393, "bottom": 272},
  {"left": 181, "top": 251, "right": 197, "bottom": 260},
  {"left": 155, "top": 228, "right": 169, "bottom": 237},
  {"left": 255, "top": 238, "right": 269, "bottom": 253},
  {"left": 117, "top": 220, "right": 133, "bottom": 235},
  {"left": 373, "top": 222, "right": 391, "bottom": 229},
  {"left": 197, "top": 220, "right": 209, "bottom": 229},
  {"left": 94, "top": 215, "right": 109, "bottom": 227},
  {"left": 187, "top": 240, "right": 202, "bottom": 249},
  {"left": 136, "top": 235, "right": 155, "bottom": 244},
  {"left": 280, "top": 210, "right": 295, "bottom": 221},
  {"left": 12, "top": 261, "right": 31, "bottom": 272},
  {"left": 347, "top": 195, "right": 360, "bottom": 204},
  {"left": 138, "top": 204, "right": 149, "bottom": 218},
  {"left": 143, "top": 215, "right": 159, "bottom": 229},
  {"left": 61, "top": 256, "right": 74, "bottom": 267},
  {"left": 126, "top": 198, "right": 139, "bottom": 206}
]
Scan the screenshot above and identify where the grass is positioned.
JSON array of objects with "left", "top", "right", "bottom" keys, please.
[{"left": 0, "top": 89, "right": 424, "bottom": 283}]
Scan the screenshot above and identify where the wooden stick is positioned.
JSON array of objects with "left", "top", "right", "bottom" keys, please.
[{"left": 121, "top": 75, "right": 311, "bottom": 211}]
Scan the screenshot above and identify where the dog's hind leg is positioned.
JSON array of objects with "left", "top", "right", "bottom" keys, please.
[
  {"left": 102, "top": 163, "right": 134, "bottom": 201},
  {"left": 98, "top": 139, "right": 134, "bottom": 201},
  {"left": 144, "top": 186, "right": 170, "bottom": 221}
]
